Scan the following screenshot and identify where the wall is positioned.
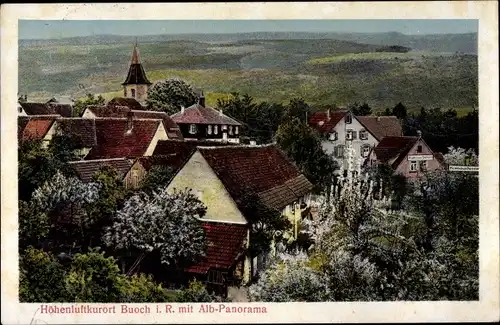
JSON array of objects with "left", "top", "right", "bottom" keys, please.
[
  {"left": 395, "top": 139, "right": 443, "bottom": 179},
  {"left": 166, "top": 151, "right": 248, "bottom": 224},
  {"left": 144, "top": 122, "right": 169, "bottom": 156},
  {"left": 178, "top": 123, "right": 240, "bottom": 143},
  {"left": 41, "top": 121, "right": 59, "bottom": 149},
  {"left": 124, "top": 160, "right": 147, "bottom": 189},
  {"left": 81, "top": 109, "right": 96, "bottom": 119},
  {"left": 124, "top": 84, "right": 149, "bottom": 103}
]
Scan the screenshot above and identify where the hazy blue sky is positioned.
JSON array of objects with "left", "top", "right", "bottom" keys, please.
[{"left": 19, "top": 20, "right": 478, "bottom": 40}]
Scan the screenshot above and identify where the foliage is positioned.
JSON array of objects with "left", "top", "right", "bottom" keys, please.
[
  {"left": 18, "top": 200, "right": 49, "bottom": 249},
  {"left": 392, "top": 102, "right": 407, "bottom": 119},
  {"left": 19, "top": 247, "right": 68, "bottom": 302},
  {"left": 139, "top": 165, "right": 176, "bottom": 194},
  {"left": 443, "top": 146, "right": 479, "bottom": 166},
  {"left": 73, "top": 93, "right": 105, "bottom": 117},
  {"left": 348, "top": 102, "right": 372, "bottom": 116},
  {"left": 103, "top": 188, "right": 207, "bottom": 269},
  {"left": 176, "top": 280, "right": 226, "bottom": 302},
  {"left": 119, "top": 273, "right": 174, "bottom": 303},
  {"left": 275, "top": 117, "right": 338, "bottom": 192},
  {"left": 146, "top": 78, "right": 196, "bottom": 115},
  {"left": 284, "top": 97, "right": 311, "bottom": 123}
]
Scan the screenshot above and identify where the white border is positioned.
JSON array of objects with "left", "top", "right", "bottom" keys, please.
[{"left": 1, "top": 2, "right": 499, "bottom": 324}]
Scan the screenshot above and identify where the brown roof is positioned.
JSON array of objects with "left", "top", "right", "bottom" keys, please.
[
  {"left": 185, "top": 222, "right": 248, "bottom": 274},
  {"left": 373, "top": 136, "right": 419, "bottom": 168},
  {"left": 68, "top": 158, "right": 133, "bottom": 183},
  {"left": 55, "top": 118, "right": 97, "bottom": 148},
  {"left": 85, "top": 118, "right": 162, "bottom": 159},
  {"left": 308, "top": 110, "right": 348, "bottom": 134},
  {"left": 122, "top": 44, "right": 151, "bottom": 85},
  {"left": 171, "top": 103, "right": 242, "bottom": 126},
  {"left": 18, "top": 115, "right": 59, "bottom": 142},
  {"left": 196, "top": 144, "right": 313, "bottom": 212},
  {"left": 20, "top": 102, "right": 73, "bottom": 117},
  {"left": 356, "top": 116, "right": 403, "bottom": 141},
  {"left": 107, "top": 97, "right": 145, "bottom": 111}
]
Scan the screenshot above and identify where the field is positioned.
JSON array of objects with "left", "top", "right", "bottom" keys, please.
[{"left": 19, "top": 33, "right": 478, "bottom": 113}]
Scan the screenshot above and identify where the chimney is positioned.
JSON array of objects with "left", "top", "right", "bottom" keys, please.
[
  {"left": 327, "top": 108, "right": 331, "bottom": 120},
  {"left": 198, "top": 91, "right": 205, "bottom": 107},
  {"left": 219, "top": 108, "right": 223, "bottom": 117},
  {"left": 126, "top": 111, "right": 134, "bottom": 132},
  {"left": 417, "top": 130, "right": 422, "bottom": 138},
  {"left": 377, "top": 116, "right": 381, "bottom": 122},
  {"left": 181, "top": 105, "right": 185, "bottom": 114}
]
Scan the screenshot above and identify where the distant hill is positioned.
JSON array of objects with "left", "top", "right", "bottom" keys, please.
[{"left": 19, "top": 31, "right": 477, "bottom": 54}]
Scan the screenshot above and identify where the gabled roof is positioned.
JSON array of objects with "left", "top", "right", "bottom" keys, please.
[
  {"left": 85, "top": 118, "right": 163, "bottom": 159},
  {"left": 373, "top": 136, "right": 420, "bottom": 168},
  {"left": 122, "top": 44, "right": 151, "bottom": 85},
  {"left": 185, "top": 221, "right": 248, "bottom": 274},
  {"left": 308, "top": 110, "right": 348, "bottom": 134},
  {"left": 18, "top": 115, "right": 59, "bottom": 142},
  {"left": 196, "top": 144, "right": 313, "bottom": 212},
  {"left": 55, "top": 118, "right": 98, "bottom": 148},
  {"left": 68, "top": 158, "right": 133, "bottom": 183},
  {"left": 107, "top": 97, "right": 145, "bottom": 111},
  {"left": 356, "top": 116, "right": 403, "bottom": 141},
  {"left": 19, "top": 102, "right": 73, "bottom": 117},
  {"left": 170, "top": 103, "right": 242, "bottom": 126}
]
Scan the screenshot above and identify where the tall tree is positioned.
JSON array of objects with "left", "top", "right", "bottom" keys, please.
[
  {"left": 146, "top": 78, "right": 197, "bottom": 115},
  {"left": 392, "top": 102, "right": 407, "bottom": 119},
  {"left": 73, "top": 93, "right": 105, "bottom": 117},
  {"left": 348, "top": 102, "right": 372, "bottom": 116},
  {"left": 284, "top": 97, "right": 311, "bottom": 123}
]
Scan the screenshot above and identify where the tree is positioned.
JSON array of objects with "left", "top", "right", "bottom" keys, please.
[
  {"left": 349, "top": 102, "right": 372, "bottom": 116},
  {"left": 177, "top": 280, "right": 226, "bottom": 302},
  {"left": 19, "top": 200, "right": 49, "bottom": 249},
  {"left": 275, "top": 117, "right": 338, "bottom": 192},
  {"left": 392, "top": 102, "right": 407, "bottom": 119},
  {"left": 284, "top": 97, "right": 311, "bottom": 123},
  {"left": 139, "top": 165, "right": 176, "bottom": 194},
  {"left": 146, "top": 78, "right": 197, "bottom": 115},
  {"left": 19, "top": 247, "right": 68, "bottom": 302},
  {"left": 103, "top": 188, "right": 207, "bottom": 274},
  {"left": 443, "top": 146, "right": 478, "bottom": 166},
  {"left": 73, "top": 93, "right": 105, "bottom": 117},
  {"left": 120, "top": 273, "right": 175, "bottom": 303}
]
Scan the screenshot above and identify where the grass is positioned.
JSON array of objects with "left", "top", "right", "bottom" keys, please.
[{"left": 307, "top": 51, "right": 442, "bottom": 65}]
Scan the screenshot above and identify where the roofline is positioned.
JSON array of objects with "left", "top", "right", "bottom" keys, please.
[
  {"left": 196, "top": 143, "right": 274, "bottom": 150},
  {"left": 196, "top": 218, "right": 248, "bottom": 226},
  {"left": 355, "top": 115, "right": 401, "bottom": 141},
  {"left": 68, "top": 158, "right": 129, "bottom": 164}
]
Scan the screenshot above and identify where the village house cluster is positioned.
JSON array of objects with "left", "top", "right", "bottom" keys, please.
[{"left": 17, "top": 43, "right": 446, "bottom": 293}]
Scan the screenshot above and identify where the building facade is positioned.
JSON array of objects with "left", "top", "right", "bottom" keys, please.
[{"left": 122, "top": 43, "right": 152, "bottom": 103}]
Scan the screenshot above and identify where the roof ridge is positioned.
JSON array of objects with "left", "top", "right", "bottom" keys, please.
[
  {"left": 68, "top": 158, "right": 128, "bottom": 164},
  {"left": 197, "top": 143, "right": 274, "bottom": 150}
]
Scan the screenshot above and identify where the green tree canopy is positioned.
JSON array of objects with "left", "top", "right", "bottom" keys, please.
[
  {"left": 146, "top": 78, "right": 197, "bottom": 115},
  {"left": 73, "top": 93, "right": 105, "bottom": 117}
]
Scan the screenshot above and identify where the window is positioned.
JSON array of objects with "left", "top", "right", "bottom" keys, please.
[
  {"left": 207, "top": 125, "right": 212, "bottom": 135},
  {"left": 214, "top": 125, "right": 218, "bottom": 134},
  {"left": 131, "top": 88, "right": 136, "bottom": 98},
  {"left": 335, "top": 145, "right": 345, "bottom": 158},
  {"left": 222, "top": 125, "right": 227, "bottom": 131},
  {"left": 362, "top": 145, "right": 371, "bottom": 157},
  {"left": 360, "top": 130, "right": 368, "bottom": 140},
  {"left": 189, "top": 124, "right": 197, "bottom": 135},
  {"left": 409, "top": 161, "right": 418, "bottom": 172},
  {"left": 18, "top": 106, "right": 22, "bottom": 113},
  {"left": 235, "top": 126, "right": 239, "bottom": 135},
  {"left": 419, "top": 161, "right": 427, "bottom": 172},
  {"left": 207, "top": 270, "right": 226, "bottom": 284},
  {"left": 346, "top": 130, "right": 353, "bottom": 140},
  {"left": 329, "top": 131, "right": 337, "bottom": 141},
  {"left": 229, "top": 126, "right": 233, "bottom": 135},
  {"left": 131, "top": 170, "right": 139, "bottom": 188},
  {"left": 352, "top": 131, "right": 357, "bottom": 140},
  {"left": 345, "top": 114, "right": 352, "bottom": 124},
  {"left": 417, "top": 145, "right": 423, "bottom": 153},
  {"left": 124, "top": 88, "right": 127, "bottom": 97}
]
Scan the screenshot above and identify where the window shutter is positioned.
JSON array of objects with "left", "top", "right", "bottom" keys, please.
[
  {"left": 333, "top": 145, "right": 338, "bottom": 158},
  {"left": 352, "top": 131, "right": 357, "bottom": 140}
]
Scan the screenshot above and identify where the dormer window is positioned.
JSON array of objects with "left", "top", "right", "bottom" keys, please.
[
  {"left": 345, "top": 114, "right": 352, "bottom": 124},
  {"left": 207, "top": 125, "right": 212, "bottom": 135},
  {"left": 214, "top": 125, "right": 218, "bottom": 135},
  {"left": 189, "top": 124, "right": 197, "bottom": 135},
  {"left": 235, "top": 126, "right": 239, "bottom": 135},
  {"left": 329, "top": 131, "right": 337, "bottom": 141},
  {"left": 229, "top": 126, "right": 233, "bottom": 135},
  {"left": 131, "top": 89, "right": 136, "bottom": 98}
]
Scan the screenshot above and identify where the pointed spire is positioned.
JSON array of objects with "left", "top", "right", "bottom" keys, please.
[{"left": 131, "top": 42, "right": 140, "bottom": 65}]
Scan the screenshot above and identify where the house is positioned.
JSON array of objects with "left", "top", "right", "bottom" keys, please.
[
  {"left": 309, "top": 109, "right": 403, "bottom": 167},
  {"left": 121, "top": 42, "right": 152, "bottom": 103},
  {"left": 165, "top": 144, "right": 314, "bottom": 288},
  {"left": 81, "top": 105, "right": 183, "bottom": 140},
  {"left": 46, "top": 96, "right": 75, "bottom": 106},
  {"left": 170, "top": 92, "right": 242, "bottom": 143},
  {"left": 107, "top": 97, "right": 146, "bottom": 111},
  {"left": 18, "top": 102, "right": 74, "bottom": 117},
  {"left": 365, "top": 132, "right": 444, "bottom": 179},
  {"left": 68, "top": 158, "right": 145, "bottom": 189},
  {"left": 85, "top": 117, "right": 169, "bottom": 160},
  {"left": 18, "top": 115, "right": 60, "bottom": 147},
  {"left": 53, "top": 118, "right": 98, "bottom": 159}
]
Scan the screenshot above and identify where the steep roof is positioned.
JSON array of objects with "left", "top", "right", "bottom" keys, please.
[
  {"left": 85, "top": 118, "right": 162, "bottom": 159},
  {"left": 122, "top": 44, "right": 151, "bottom": 85},
  {"left": 68, "top": 158, "right": 133, "bottom": 183},
  {"left": 107, "top": 97, "right": 145, "bottom": 111},
  {"left": 170, "top": 102, "right": 242, "bottom": 126},
  {"left": 19, "top": 102, "right": 73, "bottom": 117},
  {"left": 185, "top": 222, "right": 248, "bottom": 274},
  {"left": 55, "top": 118, "right": 98, "bottom": 148},
  {"left": 196, "top": 144, "right": 313, "bottom": 212},
  {"left": 356, "top": 116, "right": 403, "bottom": 141},
  {"left": 308, "top": 110, "right": 348, "bottom": 134},
  {"left": 18, "top": 115, "right": 59, "bottom": 142},
  {"left": 373, "top": 136, "right": 420, "bottom": 168}
]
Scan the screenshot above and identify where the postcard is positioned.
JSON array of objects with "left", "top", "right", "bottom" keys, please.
[{"left": 1, "top": 2, "right": 499, "bottom": 324}]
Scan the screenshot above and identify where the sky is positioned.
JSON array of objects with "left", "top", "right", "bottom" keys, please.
[{"left": 19, "top": 19, "right": 478, "bottom": 40}]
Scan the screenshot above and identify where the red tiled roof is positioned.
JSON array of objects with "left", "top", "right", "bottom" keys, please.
[
  {"left": 308, "top": 110, "right": 347, "bottom": 134},
  {"left": 20, "top": 102, "right": 73, "bottom": 117},
  {"left": 18, "top": 116, "right": 58, "bottom": 142},
  {"left": 108, "top": 97, "right": 145, "bottom": 111},
  {"left": 185, "top": 222, "right": 248, "bottom": 274},
  {"left": 356, "top": 116, "right": 403, "bottom": 141},
  {"left": 68, "top": 158, "right": 133, "bottom": 183},
  {"left": 171, "top": 103, "right": 241, "bottom": 126},
  {"left": 86, "top": 118, "right": 162, "bottom": 159},
  {"left": 55, "top": 118, "right": 97, "bottom": 148},
  {"left": 197, "top": 144, "right": 313, "bottom": 211},
  {"left": 373, "top": 136, "right": 419, "bottom": 168}
]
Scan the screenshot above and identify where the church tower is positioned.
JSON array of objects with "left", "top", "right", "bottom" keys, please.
[{"left": 122, "top": 42, "right": 152, "bottom": 103}]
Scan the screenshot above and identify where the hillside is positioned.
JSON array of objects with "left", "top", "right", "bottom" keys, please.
[{"left": 19, "top": 33, "right": 478, "bottom": 112}]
